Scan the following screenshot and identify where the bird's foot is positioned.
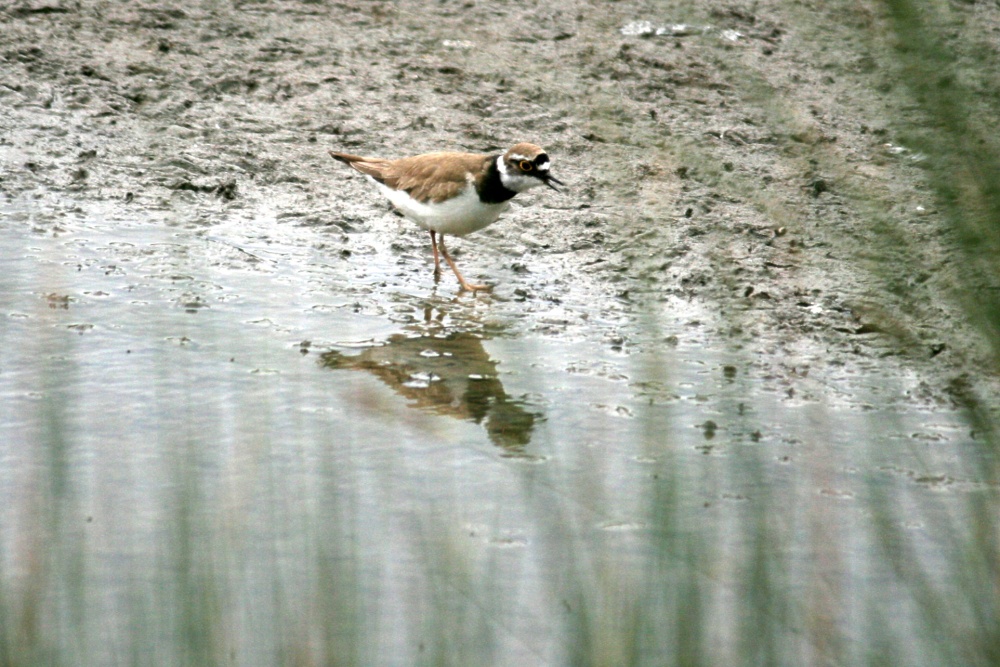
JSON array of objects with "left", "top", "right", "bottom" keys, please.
[{"left": 458, "top": 281, "right": 492, "bottom": 293}]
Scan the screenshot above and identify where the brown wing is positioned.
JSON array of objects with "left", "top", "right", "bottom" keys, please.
[
  {"left": 331, "top": 150, "right": 491, "bottom": 204},
  {"left": 384, "top": 152, "right": 492, "bottom": 203}
]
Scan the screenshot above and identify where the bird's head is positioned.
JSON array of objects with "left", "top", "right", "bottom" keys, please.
[{"left": 499, "top": 143, "right": 563, "bottom": 193}]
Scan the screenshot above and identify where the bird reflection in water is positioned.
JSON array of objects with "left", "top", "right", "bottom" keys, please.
[{"left": 319, "top": 329, "right": 539, "bottom": 456}]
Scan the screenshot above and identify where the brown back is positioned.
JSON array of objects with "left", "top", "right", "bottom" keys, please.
[{"left": 330, "top": 150, "right": 493, "bottom": 204}]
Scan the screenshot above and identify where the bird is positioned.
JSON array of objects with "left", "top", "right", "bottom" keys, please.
[{"left": 329, "top": 143, "right": 562, "bottom": 291}]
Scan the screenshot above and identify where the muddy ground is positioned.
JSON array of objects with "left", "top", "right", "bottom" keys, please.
[{"left": 2, "top": 0, "right": 998, "bottom": 404}]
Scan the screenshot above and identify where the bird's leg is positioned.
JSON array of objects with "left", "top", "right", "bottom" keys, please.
[
  {"left": 437, "top": 235, "right": 490, "bottom": 292},
  {"left": 429, "top": 230, "right": 442, "bottom": 280}
]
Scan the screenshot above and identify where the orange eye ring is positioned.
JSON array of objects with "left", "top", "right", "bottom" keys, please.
[{"left": 519, "top": 160, "right": 534, "bottom": 172}]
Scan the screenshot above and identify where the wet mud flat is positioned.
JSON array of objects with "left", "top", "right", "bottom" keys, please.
[{"left": 1, "top": 0, "right": 996, "bottom": 401}]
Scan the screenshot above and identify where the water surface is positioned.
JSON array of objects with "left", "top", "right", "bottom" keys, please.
[{"left": 0, "top": 193, "right": 990, "bottom": 664}]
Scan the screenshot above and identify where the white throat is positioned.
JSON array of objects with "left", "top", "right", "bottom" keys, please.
[{"left": 497, "top": 155, "right": 543, "bottom": 193}]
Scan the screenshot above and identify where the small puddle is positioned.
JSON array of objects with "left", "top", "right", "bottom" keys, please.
[{"left": 0, "top": 194, "right": 993, "bottom": 663}]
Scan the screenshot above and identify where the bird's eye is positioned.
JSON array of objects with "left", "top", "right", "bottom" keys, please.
[{"left": 519, "top": 160, "right": 534, "bottom": 172}]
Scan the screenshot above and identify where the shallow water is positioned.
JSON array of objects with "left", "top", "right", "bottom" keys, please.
[{"left": 0, "top": 193, "right": 991, "bottom": 664}]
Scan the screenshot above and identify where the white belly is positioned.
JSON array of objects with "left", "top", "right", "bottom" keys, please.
[{"left": 376, "top": 182, "right": 510, "bottom": 236}]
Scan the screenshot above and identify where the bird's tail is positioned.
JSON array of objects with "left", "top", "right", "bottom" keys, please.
[
  {"left": 328, "top": 151, "right": 368, "bottom": 165},
  {"left": 328, "top": 151, "right": 389, "bottom": 183}
]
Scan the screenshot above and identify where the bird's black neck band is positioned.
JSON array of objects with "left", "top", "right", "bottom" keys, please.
[{"left": 476, "top": 156, "right": 518, "bottom": 204}]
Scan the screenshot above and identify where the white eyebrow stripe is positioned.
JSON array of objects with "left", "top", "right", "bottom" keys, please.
[{"left": 509, "top": 154, "right": 530, "bottom": 162}]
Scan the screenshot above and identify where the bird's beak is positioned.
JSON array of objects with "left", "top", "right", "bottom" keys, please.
[{"left": 543, "top": 174, "right": 564, "bottom": 192}]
